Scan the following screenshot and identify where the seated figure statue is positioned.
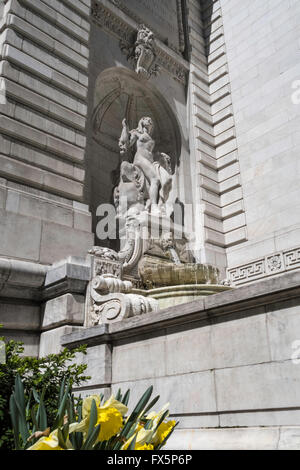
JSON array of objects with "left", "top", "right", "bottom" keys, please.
[{"left": 117, "top": 116, "right": 173, "bottom": 214}]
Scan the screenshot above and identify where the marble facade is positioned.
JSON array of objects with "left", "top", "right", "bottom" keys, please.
[{"left": 0, "top": 0, "right": 300, "bottom": 450}]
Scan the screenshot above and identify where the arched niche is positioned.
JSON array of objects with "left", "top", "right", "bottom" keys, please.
[{"left": 88, "top": 67, "right": 182, "bottom": 244}]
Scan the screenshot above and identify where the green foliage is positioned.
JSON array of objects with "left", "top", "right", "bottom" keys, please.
[{"left": 0, "top": 336, "right": 90, "bottom": 450}]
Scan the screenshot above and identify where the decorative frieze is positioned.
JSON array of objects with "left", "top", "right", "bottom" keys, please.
[{"left": 228, "top": 246, "right": 300, "bottom": 285}]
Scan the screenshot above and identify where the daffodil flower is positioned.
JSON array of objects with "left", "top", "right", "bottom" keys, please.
[
  {"left": 122, "top": 427, "right": 154, "bottom": 450},
  {"left": 152, "top": 419, "right": 176, "bottom": 446},
  {"left": 135, "top": 443, "right": 154, "bottom": 450},
  {"left": 27, "top": 430, "right": 64, "bottom": 451},
  {"left": 146, "top": 404, "right": 176, "bottom": 446},
  {"left": 70, "top": 394, "right": 128, "bottom": 443}
]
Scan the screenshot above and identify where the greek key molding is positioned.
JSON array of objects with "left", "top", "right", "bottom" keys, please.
[
  {"left": 91, "top": 0, "right": 188, "bottom": 84},
  {"left": 228, "top": 246, "right": 300, "bottom": 285}
]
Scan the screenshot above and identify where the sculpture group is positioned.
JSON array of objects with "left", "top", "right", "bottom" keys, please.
[
  {"left": 116, "top": 116, "right": 173, "bottom": 215},
  {"left": 85, "top": 114, "right": 222, "bottom": 326}
]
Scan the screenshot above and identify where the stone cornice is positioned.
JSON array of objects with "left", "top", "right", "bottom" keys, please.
[{"left": 91, "top": 0, "right": 189, "bottom": 84}]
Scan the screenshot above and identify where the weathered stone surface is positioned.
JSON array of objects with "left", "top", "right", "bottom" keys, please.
[
  {"left": 220, "top": 0, "right": 300, "bottom": 273},
  {"left": 210, "top": 309, "right": 270, "bottom": 369},
  {"left": 266, "top": 298, "right": 300, "bottom": 362},
  {"left": 39, "top": 326, "right": 81, "bottom": 357},
  {"left": 215, "top": 361, "right": 300, "bottom": 412},
  {"left": 45, "top": 256, "right": 91, "bottom": 287},
  {"left": 112, "top": 371, "right": 217, "bottom": 415},
  {"left": 42, "top": 294, "right": 85, "bottom": 330},
  {"left": 73, "top": 344, "right": 112, "bottom": 387},
  {"left": 113, "top": 334, "right": 166, "bottom": 382},
  {"left": 220, "top": 409, "right": 300, "bottom": 428},
  {"left": 278, "top": 427, "right": 300, "bottom": 450},
  {"left": 166, "top": 324, "right": 212, "bottom": 375},
  {"left": 119, "top": 0, "right": 181, "bottom": 51},
  {"left": 0, "top": 304, "right": 40, "bottom": 330},
  {"left": 72, "top": 387, "right": 111, "bottom": 401},
  {"left": 0, "top": 210, "right": 42, "bottom": 261},
  {"left": 39, "top": 222, "right": 94, "bottom": 264},
  {"left": 0, "top": 187, "right": 6, "bottom": 209},
  {"left": 164, "top": 427, "right": 281, "bottom": 450}
]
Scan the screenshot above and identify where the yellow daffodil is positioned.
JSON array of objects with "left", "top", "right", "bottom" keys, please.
[
  {"left": 27, "top": 431, "right": 64, "bottom": 451},
  {"left": 153, "top": 419, "right": 176, "bottom": 446},
  {"left": 145, "top": 404, "right": 176, "bottom": 446},
  {"left": 135, "top": 443, "right": 154, "bottom": 450},
  {"left": 70, "top": 394, "right": 128, "bottom": 443},
  {"left": 95, "top": 406, "right": 123, "bottom": 441},
  {"left": 122, "top": 426, "right": 153, "bottom": 450}
]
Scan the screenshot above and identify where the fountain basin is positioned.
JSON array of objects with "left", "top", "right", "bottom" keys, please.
[
  {"left": 138, "top": 256, "right": 221, "bottom": 288},
  {"left": 133, "top": 284, "right": 232, "bottom": 309}
]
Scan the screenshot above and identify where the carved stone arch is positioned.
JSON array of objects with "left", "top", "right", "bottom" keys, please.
[
  {"left": 88, "top": 66, "right": 183, "bottom": 246},
  {"left": 92, "top": 67, "right": 182, "bottom": 170}
]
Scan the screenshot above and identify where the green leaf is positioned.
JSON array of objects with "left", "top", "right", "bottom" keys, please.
[
  {"left": 73, "top": 431, "right": 83, "bottom": 450},
  {"left": 144, "top": 419, "right": 154, "bottom": 430},
  {"left": 30, "top": 406, "right": 38, "bottom": 433},
  {"left": 119, "top": 386, "right": 153, "bottom": 439},
  {"left": 25, "top": 390, "right": 32, "bottom": 418},
  {"left": 14, "top": 375, "right": 26, "bottom": 413},
  {"left": 142, "top": 395, "right": 160, "bottom": 418},
  {"left": 13, "top": 382, "right": 30, "bottom": 447},
  {"left": 152, "top": 410, "right": 169, "bottom": 435},
  {"left": 57, "top": 427, "right": 68, "bottom": 450},
  {"left": 53, "top": 383, "right": 70, "bottom": 429},
  {"left": 122, "top": 389, "right": 130, "bottom": 406},
  {"left": 87, "top": 399, "right": 98, "bottom": 438},
  {"left": 82, "top": 424, "right": 100, "bottom": 450},
  {"left": 37, "top": 387, "right": 47, "bottom": 431},
  {"left": 128, "top": 434, "right": 137, "bottom": 450},
  {"left": 9, "top": 395, "right": 20, "bottom": 450},
  {"left": 62, "top": 423, "right": 69, "bottom": 443},
  {"left": 58, "top": 376, "right": 66, "bottom": 405},
  {"left": 32, "top": 387, "right": 40, "bottom": 404}
]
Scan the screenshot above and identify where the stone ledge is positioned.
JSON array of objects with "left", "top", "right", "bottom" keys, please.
[
  {"left": 43, "top": 256, "right": 91, "bottom": 300},
  {"left": 61, "top": 270, "right": 300, "bottom": 347},
  {"left": 0, "top": 257, "right": 47, "bottom": 300},
  {"left": 0, "top": 254, "right": 92, "bottom": 302}
]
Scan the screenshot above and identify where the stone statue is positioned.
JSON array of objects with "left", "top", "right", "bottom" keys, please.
[
  {"left": 118, "top": 116, "right": 173, "bottom": 213},
  {"left": 120, "top": 24, "right": 160, "bottom": 80},
  {"left": 134, "top": 25, "right": 158, "bottom": 79}
]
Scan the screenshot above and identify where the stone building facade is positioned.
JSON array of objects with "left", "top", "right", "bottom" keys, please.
[{"left": 1, "top": 0, "right": 300, "bottom": 450}]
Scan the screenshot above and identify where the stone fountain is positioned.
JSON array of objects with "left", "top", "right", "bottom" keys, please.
[{"left": 85, "top": 116, "right": 231, "bottom": 326}]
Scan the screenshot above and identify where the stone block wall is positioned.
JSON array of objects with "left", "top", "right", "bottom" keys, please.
[
  {"left": 62, "top": 270, "right": 300, "bottom": 450},
  {"left": 187, "top": 0, "right": 247, "bottom": 277},
  {"left": 188, "top": 0, "right": 300, "bottom": 285},
  {"left": 220, "top": 0, "right": 300, "bottom": 283},
  {"left": 0, "top": 0, "right": 94, "bottom": 265}
]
